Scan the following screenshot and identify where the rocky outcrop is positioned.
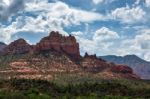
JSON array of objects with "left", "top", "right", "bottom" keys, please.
[
  {"left": 109, "top": 65, "right": 140, "bottom": 79},
  {"left": 3, "top": 39, "right": 32, "bottom": 55},
  {"left": 35, "top": 31, "right": 80, "bottom": 60},
  {"left": 110, "top": 65, "right": 133, "bottom": 74},
  {"left": 81, "top": 53, "right": 113, "bottom": 72},
  {"left": 81, "top": 53, "right": 139, "bottom": 79}
]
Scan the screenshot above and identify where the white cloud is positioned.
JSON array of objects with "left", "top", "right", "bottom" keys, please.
[
  {"left": 72, "top": 27, "right": 150, "bottom": 61},
  {"left": 92, "top": 0, "right": 104, "bottom": 4},
  {"left": 92, "top": 0, "right": 115, "bottom": 4},
  {"left": 144, "top": 52, "right": 150, "bottom": 61},
  {"left": 134, "top": 0, "right": 141, "bottom": 5},
  {"left": 111, "top": 6, "right": 146, "bottom": 24},
  {"left": 0, "top": 0, "right": 25, "bottom": 21},
  {"left": 0, "top": 15, "right": 69, "bottom": 43},
  {"left": 2, "top": 0, "right": 11, "bottom": 6},
  {"left": 73, "top": 27, "right": 120, "bottom": 55},
  {"left": 93, "top": 27, "right": 119, "bottom": 42},
  {"left": 0, "top": 1, "right": 105, "bottom": 43},
  {"left": 145, "top": 0, "right": 150, "bottom": 7},
  {"left": 71, "top": 31, "right": 83, "bottom": 36},
  {"left": 25, "top": 1, "right": 105, "bottom": 25},
  {"left": 0, "top": 30, "right": 12, "bottom": 43},
  {"left": 116, "top": 28, "right": 150, "bottom": 61}
]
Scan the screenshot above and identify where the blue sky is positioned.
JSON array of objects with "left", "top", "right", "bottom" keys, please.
[{"left": 0, "top": 0, "right": 150, "bottom": 61}]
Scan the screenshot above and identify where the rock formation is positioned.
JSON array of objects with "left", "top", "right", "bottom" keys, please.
[
  {"left": 35, "top": 31, "right": 80, "bottom": 60},
  {"left": 0, "top": 31, "right": 140, "bottom": 80},
  {"left": 3, "top": 39, "right": 32, "bottom": 55},
  {"left": 81, "top": 53, "right": 111, "bottom": 72},
  {"left": 110, "top": 65, "right": 133, "bottom": 74},
  {"left": 81, "top": 53, "right": 139, "bottom": 79},
  {"left": 3, "top": 31, "right": 80, "bottom": 59}
]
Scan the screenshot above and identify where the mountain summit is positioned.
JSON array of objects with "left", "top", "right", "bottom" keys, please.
[
  {"left": 35, "top": 31, "right": 80, "bottom": 60},
  {"left": 3, "top": 38, "right": 31, "bottom": 54}
]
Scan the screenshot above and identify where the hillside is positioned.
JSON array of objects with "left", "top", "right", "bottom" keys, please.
[{"left": 100, "top": 55, "right": 150, "bottom": 79}]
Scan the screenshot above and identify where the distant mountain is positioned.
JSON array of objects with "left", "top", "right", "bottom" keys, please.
[
  {"left": 99, "top": 55, "right": 150, "bottom": 79},
  {"left": 0, "top": 42, "right": 7, "bottom": 52}
]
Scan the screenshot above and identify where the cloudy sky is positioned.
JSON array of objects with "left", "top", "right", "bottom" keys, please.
[{"left": 0, "top": 0, "right": 150, "bottom": 60}]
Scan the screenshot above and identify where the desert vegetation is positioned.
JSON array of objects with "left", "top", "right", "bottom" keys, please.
[{"left": 0, "top": 78, "right": 149, "bottom": 99}]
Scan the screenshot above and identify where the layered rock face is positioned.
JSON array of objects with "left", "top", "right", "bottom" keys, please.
[
  {"left": 3, "top": 39, "right": 32, "bottom": 55},
  {"left": 81, "top": 53, "right": 139, "bottom": 79},
  {"left": 81, "top": 53, "right": 111, "bottom": 72},
  {"left": 36, "top": 31, "right": 80, "bottom": 60}
]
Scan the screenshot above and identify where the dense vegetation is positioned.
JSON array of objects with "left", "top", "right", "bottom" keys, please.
[{"left": 0, "top": 78, "right": 149, "bottom": 99}]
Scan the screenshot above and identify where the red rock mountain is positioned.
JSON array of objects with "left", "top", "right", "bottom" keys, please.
[
  {"left": 35, "top": 31, "right": 80, "bottom": 60},
  {"left": 0, "top": 31, "right": 140, "bottom": 80},
  {"left": 3, "top": 31, "right": 80, "bottom": 60},
  {"left": 3, "top": 39, "right": 32, "bottom": 55}
]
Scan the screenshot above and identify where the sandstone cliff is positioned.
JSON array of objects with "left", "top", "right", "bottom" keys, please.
[{"left": 35, "top": 31, "right": 80, "bottom": 60}]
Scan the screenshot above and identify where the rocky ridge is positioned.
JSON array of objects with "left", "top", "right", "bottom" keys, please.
[
  {"left": 3, "top": 31, "right": 80, "bottom": 60},
  {"left": 0, "top": 31, "right": 140, "bottom": 80}
]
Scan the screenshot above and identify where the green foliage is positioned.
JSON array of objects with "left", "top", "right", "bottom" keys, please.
[
  {"left": 27, "top": 93, "right": 51, "bottom": 99},
  {"left": 100, "top": 95, "right": 132, "bottom": 99},
  {"left": 0, "top": 92, "right": 26, "bottom": 99},
  {"left": 0, "top": 78, "right": 149, "bottom": 98}
]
